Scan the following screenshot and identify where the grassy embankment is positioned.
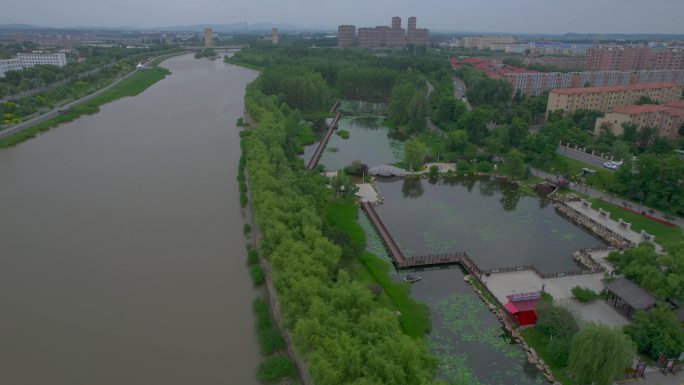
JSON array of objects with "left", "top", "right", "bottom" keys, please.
[
  {"left": 325, "top": 200, "right": 431, "bottom": 338},
  {"left": 0, "top": 66, "right": 170, "bottom": 148},
  {"left": 589, "top": 198, "right": 684, "bottom": 248}
]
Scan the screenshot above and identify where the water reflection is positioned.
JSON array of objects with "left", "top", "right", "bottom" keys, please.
[{"left": 402, "top": 176, "right": 424, "bottom": 198}]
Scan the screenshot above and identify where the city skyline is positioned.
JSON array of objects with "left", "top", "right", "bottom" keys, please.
[{"left": 3, "top": 0, "right": 684, "bottom": 34}]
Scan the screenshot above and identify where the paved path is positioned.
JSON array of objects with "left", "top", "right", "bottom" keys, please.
[
  {"left": 356, "top": 183, "right": 380, "bottom": 204},
  {"left": 531, "top": 167, "right": 684, "bottom": 228},
  {"left": 482, "top": 270, "right": 629, "bottom": 327}
]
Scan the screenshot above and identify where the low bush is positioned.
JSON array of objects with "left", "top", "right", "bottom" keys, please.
[
  {"left": 244, "top": 223, "right": 252, "bottom": 235},
  {"left": 476, "top": 160, "right": 493, "bottom": 172},
  {"left": 257, "top": 355, "right": 296, "bottom": 383},
  {"left": 548, "top": 337, "right": 571, "bottom": 367},
  {"left": 249, "top": 264, "right": 264, "bottom": 285},
  {"left": 571, "top": 286, "right": 599, "bottom": 303}
]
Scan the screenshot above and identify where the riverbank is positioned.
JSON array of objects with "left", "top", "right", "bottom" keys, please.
[{"left": 0, "top": 67, "right": 170, "bottom": 148}]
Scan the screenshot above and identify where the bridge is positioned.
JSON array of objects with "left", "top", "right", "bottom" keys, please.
[
  {"left": 360, "top": 201, "right": 480, "bottom": 272},
  {"left": 368, "top": 165, "right": 407, "bottom": 177},
  {"left": 306, "top": 111, "right": 341, "bottom": 170}
]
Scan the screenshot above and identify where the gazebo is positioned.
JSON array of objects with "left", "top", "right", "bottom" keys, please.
[{"left": 605, "top": 278, "right": 657, "bottom": 318}]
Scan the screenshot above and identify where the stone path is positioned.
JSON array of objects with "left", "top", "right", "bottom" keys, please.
[{"left": 355, "top": 183, "right": 380, "bottom": 204}]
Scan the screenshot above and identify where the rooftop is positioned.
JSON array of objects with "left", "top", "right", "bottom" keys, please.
[
  {"left": 605, "top": 278, "right": 656, "bottom": 311},
  {"left": 612, "top": 104, "right": 672, "bottom": 114},
  {"left": 552, "top": 82, "right": 682, "bottom": 95}
]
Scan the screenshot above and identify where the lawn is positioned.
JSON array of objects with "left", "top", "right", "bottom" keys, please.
[
  {"left": 520, "top": 327, "right": 578, "bottom": 385},
  {"left": 590, "top": 198, "right": 684, "bottom": 249},
  {"left": 325, "top": 200, "right": 431, "bottom": 338}
]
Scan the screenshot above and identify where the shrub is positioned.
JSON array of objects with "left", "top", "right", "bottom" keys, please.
[
  {"left": 259, "top": 328, "right": 286, "bottom": 355},
  {"left": 250, "top": 264, "right": 265, "bottom": 285},
  {"left": 428, "top": 165, "right": 439, "bottom": 179},
  {"left": 476, "top": 160, "right": 492, "bottom": 172},
  {"left": 571, "top": 286, "right": 599, "bottom": 303},
  {"left": 456, "top": 159, "right": 471, "bottom": 173},
  {"left": 548, "top": 337, "right": 571, "bottom": 367},
  {"left": 240, "top": 193, "right": 248, "bottom": 207},
  {"left": 257, "top": 355, "right": 296, "bottom": 383},
  {"left": 244, "top": 223, "right": 252, "bottom": 235},
  {"left": 536, "top": 301, "right": 579, "bottom": 339},
  {"left": 247, "top": 247, "right": 260, "bottom": 265},
  {"left": 335, "top": 129, "right": 350, "bottom": 139}
]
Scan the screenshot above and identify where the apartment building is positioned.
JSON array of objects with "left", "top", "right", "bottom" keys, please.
[
  {"left": 204, "top": 28, "right": 213, "bottom": 48},
  {"left": 585, "top": 45, "right": 650, "bottom": 71},
  {"left": 594, "top": 100, "right": 684, "bottom": 140},
  {"left": 17, "top": 52, "right": 67, "bottom": 68},
  {"left": 461, "top": 35, "right": 514, "bottom": 50},
  {"left": 503, "top": 69, "right": 684, "bottom": 96},
  {"left": 338, "top": 16, "right": 428, "bottom": 48},
  {"left": 586, "top": 45, "right": 684, "bottom": 71},
  {"left": 0, "top": 58, "right": 23, "bottom": 78},
  {"left": 546, "top": 83, "right": 683, "bottom": 117},
  {"left": 337, "top": 25, "right": 357, "bottom": 47}
]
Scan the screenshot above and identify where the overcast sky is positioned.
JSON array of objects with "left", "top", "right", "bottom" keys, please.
[{"left": 3, "top": 0, "right": 684, "bottom": 34}]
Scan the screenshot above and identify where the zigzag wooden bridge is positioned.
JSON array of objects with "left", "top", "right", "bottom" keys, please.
[{"left": 360, "top": 201, "right": 482, "bottom": 274}]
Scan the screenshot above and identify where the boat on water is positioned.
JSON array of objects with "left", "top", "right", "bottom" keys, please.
[{"left": 404, "top": 274, "right": 422, "bottom": 283}]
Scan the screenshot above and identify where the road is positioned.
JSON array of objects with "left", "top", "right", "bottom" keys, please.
[
  {"left": 0, "top": 68, "right": 142, "bottom": 140},
  {"left": 453, "top": 76, "right": 472, "bottom": 111},
  {"left": 557, "top": 145, "right": 617, "bottom": 171}
]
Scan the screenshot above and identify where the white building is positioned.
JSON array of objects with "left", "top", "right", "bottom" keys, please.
[
  {"left": 17, "top": 52, "right": 67, "bottom": 68},
  {"left": 0, "top": 58, "right": 23, "bottom": 78}
]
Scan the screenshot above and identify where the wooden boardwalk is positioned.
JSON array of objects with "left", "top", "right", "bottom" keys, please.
[
  {"left": 306, "top": 112, "right": 341, "bottom": 170},
  {"left": 360, "top": 202, "right": 478, "bottom": 272}
]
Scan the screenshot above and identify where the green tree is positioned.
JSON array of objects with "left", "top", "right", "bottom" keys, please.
[
  {"left": 404, "top": 140, "right": 426, "bottom": 170},
  {"left": 504, "top": 149, "right": 526, "bottom": 179},
  {"left": 447, "top": 129, "right": 468, "bottom": 152},
  {"left": 568, "top": 323, "right": 635, "bottom": 385},
  {"left": 610, "top": 140, "right": 631, "bottom": 162},
  {"left": 536, "top": 301, "right": 579, "bottom": 339},
  {"left": 624, "top": 305, "right": 684, "bottom": 359}
]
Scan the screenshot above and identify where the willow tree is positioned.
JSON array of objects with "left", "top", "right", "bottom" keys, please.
[{"left": 568, "top": 323, "right": 635, "bottom": 385}]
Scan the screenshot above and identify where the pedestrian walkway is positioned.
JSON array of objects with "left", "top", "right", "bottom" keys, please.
[{"left": 531, "top": 167, "right": 684, "bottom": 228}]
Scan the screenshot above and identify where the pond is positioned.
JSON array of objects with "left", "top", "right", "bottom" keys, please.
[
  {"left": 302, "top": 100, "right": 402, "bottom": 171},
  {"left": 373, "top": 176, "right": 604, "bottom": 274},
  {"left": 359, "top": 209, "right": 543, "bottom": 385}
]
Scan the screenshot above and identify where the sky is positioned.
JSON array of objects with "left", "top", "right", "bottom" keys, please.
[{"left": 3, "top": 0, "right": 684, "bottom": 34}]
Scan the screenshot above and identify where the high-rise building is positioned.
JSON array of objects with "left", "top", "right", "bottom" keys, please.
[
  {"left": 407, "top": 17, "right": 416, "bottom": 31},
  {"left": 337, "top": 16, "right": 428, "bottom": 49},
  {"left": 204, "top": 28, "right": 213, "bottom": 48},
  {"left": 406, "top": 16, "right": 429, "bottom": 46},
  {"left": 337, "top": 25, "right": 357, "bottom": 47},
  {"left": 272, "top": 28, "right": 279, "bottom": 44}
]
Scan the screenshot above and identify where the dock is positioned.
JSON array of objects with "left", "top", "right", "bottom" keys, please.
[{"left": 306, "top": 112, "right": 341, "bottom": 170}]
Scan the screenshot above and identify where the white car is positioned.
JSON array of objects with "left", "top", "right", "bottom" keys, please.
[{"left": 603, "top": 161, "right": 619, "bottom": 170}]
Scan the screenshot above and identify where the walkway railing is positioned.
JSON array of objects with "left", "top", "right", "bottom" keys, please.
[{"left": 306, "top": 111, "right": 341, "bottom": 170}]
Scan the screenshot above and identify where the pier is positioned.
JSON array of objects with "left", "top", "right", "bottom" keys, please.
[{"left": 306, "top": 112, "right": 341, "bottom": 170}]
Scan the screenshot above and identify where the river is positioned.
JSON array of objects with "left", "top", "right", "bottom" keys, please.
[{"left": 0, "top": 54, "right": 261, "bottom": 385}]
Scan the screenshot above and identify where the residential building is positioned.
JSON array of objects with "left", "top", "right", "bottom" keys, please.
[
  {"left": 546, "top": 82, "right": 683, "bottom": 117},
  {"left": 0, "top": 58, "right": 23, "bottom": 78},
  {"left": 17, "top": 52, "right": 67, "bottom": 68},
  {"left": 652, "top": 47, "right": 684, "bottom": 70},
  {"left": 461, "top": 35, "right": 514, "bottom": 50},
  {"left": 272, "top": 28, "right": 279, "bottom": 44},
  {"left": 339, "top": 16, "right": 427, "bottom": 48},
  {"left": 204, "top": 28, "right": 213, "bottom": 48},
  {"left": 585, "top": 45, "right": 651, "bottom": 71},
  {"left": 594, "top": 100, "right": 684, "bottom": 140},
  {"left": 337, "top": 25, "right": 356, "bottom": 47}
]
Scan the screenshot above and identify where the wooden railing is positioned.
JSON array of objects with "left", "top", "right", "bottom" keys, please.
[{"left": 306, "top": 111, "right": 341, "bottom": 170}]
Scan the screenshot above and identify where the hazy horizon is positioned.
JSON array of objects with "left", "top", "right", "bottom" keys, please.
[{"left": 3, "top": 0, "right": 684, "bottom": 35}]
